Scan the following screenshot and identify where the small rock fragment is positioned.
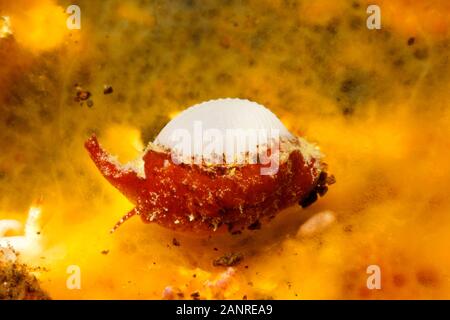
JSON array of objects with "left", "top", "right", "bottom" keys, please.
[
  {"left": 103, "top": 85, "right": 113, "bottom": 95},
  {"left": 75, "top": 88, "right": 91, "bottom": 101},
  {"left": 213, "top": 252, "right": 243, "bottom": 267},
  {"left": 74, "top": 85, "right": 91, "bottom": 104},
  {"left": 190, "top": 291, "right": 201, "bottom": 300},
  {"left": 172, "top": 238, "right": 180, "bottom": 246}
]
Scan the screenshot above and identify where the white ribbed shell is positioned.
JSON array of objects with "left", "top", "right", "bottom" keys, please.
[
  {"left": 155, "top": 98, "right": 293, "bottom": 145},
  {"left": 154, "top": 98, "right": 294, "bottom": 164}
]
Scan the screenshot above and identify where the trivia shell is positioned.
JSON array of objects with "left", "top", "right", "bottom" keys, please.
[{"left": 85, "top": 98, "right": 333, "bottom": 234}]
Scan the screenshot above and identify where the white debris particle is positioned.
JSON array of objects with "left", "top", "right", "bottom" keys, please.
[
  {"left": 0, "top": 206, "right": 43, "bottom": 261},
  {"left": 297, "top": 210, "right": 337, "bottom": 238}
]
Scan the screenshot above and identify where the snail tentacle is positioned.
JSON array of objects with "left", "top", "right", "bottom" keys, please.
[{"left": 110, "top": 207, "right": 138, "bottom": 233}]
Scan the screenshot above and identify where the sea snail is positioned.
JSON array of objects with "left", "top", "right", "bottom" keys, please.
[{"left": 85, "top": 98, "right": 334, "bottom": 234}]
